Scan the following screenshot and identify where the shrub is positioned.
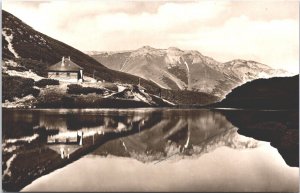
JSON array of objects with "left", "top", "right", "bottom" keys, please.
[
  {"left": 61, "top": 96, "right": 75, "bottom": 107},
  {"left": 2, "top": 74, "right": 40, "bottom": 102},
  {"left": 36, "top": 88, "right": 65, "bottom": 108},
  {"left": 99, "top": 82, "right": 118, "bottom": 92},
  {"left": 35, "top": 78, "right": 59, "bottom": 88},
  {"left": 74, "top": 94, "right": 151, "bottom": 108},
  {"left": 67, "top": 84, "right": 104, "bottom": 95}
]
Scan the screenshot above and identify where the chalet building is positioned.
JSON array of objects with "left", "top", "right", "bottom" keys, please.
[{"left": 47, "top": 56, "right": 83, "bottom": 82}]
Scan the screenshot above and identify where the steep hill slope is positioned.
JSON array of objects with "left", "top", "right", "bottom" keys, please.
[
  {"left": 2, "top": 10, "right": 218, "bottom": 105},
  {"left": 1, "top": 10, "right": 147, "bottom": 87},
  {"left": 90, "top": 46, "right": 291, "bottom": 98}
]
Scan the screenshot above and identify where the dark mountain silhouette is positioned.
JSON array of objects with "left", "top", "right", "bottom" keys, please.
[
  {"left": 212, "top": 75, "right": 299, "bottom": 109},
  {"left": 211, "top": 75, "right": 299, "bottom": 166}
]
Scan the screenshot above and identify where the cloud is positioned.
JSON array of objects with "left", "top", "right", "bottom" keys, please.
[
  {"left": 174, "top": 15, "right": 298, "bottom": 72},
  {"left": 3, "top": 0, "right": 299, "bottom": 73}
]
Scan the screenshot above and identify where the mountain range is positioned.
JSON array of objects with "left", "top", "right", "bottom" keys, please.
[
  {"left": 89, "top": 46, "right": 291, "bottom": 98},
  {"left": 1, "top": 9, "right": 294, "bottom": 105},
  {"left": 1, "top": 10, "right": 218, "bottom": 105}
]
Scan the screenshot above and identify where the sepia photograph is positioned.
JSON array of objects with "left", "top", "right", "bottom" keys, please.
[{"left": 1, "top": 0, "right": 299, "bottom": 192}]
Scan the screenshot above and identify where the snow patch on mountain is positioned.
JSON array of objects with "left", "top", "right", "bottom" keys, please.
[
  {"left": 2, "top": 60, "right": 18, "bottom": 67},
  {"left": 4, "top": 69, "right": 44, "bottom": 81},
  {"left": 3, "top": 145, "right": 18, "bottom": 153},
  {"left": 3, "top": 154, "right": 17, "bottom": 177},
  {"left": 131, "top": 46, "right": 164, "bottom": 58},
  {"left": 165, "top": 47, "right": 184, "bottom": 67},
  {"left": 85, "top": 50, "right": 132, "bottom": 56},
  {"left": 162, "top": 98, "right": 176, "bottom": 105},
  {"left": 163, "top": 71, "right": 185, "bottom": 90},
  {"left": 149, "top": 79, "right": 168, "bottom": 89},
  {"left": 5, "top": 134, "right": 39, "bottom": 144},
  {"left": 116, "top": 85, "right": 127, "bottom": 92},
  {"left": 133, "top": 93, "right": 151, "bottom": 104},
  {"left": 184, "top": 61, "right": 190, "bottom": 73},
  {"left": 165, "top": 55, "right": 181, "bottom": 68},
  {"left": 120, "top": 59, "right": 128, "bottom": 71},
  {"left": 2, "top": 28, "right": 19, "bottom": 58}
]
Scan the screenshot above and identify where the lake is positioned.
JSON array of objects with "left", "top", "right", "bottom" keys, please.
[{"left": 2, "top": 108, "right": 299, "bottom": 192}]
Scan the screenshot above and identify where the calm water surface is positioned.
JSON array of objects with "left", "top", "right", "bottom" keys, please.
[{"left": 2, "top": 108, "right": 299, "bottom": 192}]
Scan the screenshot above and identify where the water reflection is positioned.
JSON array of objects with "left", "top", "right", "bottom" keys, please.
[
  {"left": 3, "top": 108, "right": 298, "bottom": 192},
  {"left": 22, "top": 145, "right": 299, "bottom": 192},
  {"left": 218, "top": 109, "right": 299, "bottom": 167},
  {"left": 3, "top": 108, "right": 258, "bottom": 162},
  {"left": 3, "top": 109, "right": 156, "bottom": 141},
  {"left": 92, "top": 110, "right": 258, "bottom": 162}
]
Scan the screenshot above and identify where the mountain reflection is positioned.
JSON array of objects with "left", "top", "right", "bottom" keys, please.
[
  {"left": 2, "top": 109, "right": 258, "bottom": 161},
  {"left": 91, "top": 109, "right": 258, "bottom": 162}
]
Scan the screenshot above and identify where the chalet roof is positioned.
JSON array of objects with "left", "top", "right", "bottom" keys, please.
[{"left": 47, "top": 57, "right": 83, "bottom": 72}]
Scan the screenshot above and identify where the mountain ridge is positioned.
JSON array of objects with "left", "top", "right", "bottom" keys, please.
[{"left": 89, "top": 46, "right": 291, "bottom": 98}]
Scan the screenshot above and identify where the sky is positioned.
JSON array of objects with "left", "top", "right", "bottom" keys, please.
[{"left": 3, "top": 0, "right": 299, "bottom": 73}]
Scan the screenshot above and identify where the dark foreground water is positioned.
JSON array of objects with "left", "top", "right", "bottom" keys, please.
[{"left": 2, "top": 108, "right": 299, "bottom": 192}]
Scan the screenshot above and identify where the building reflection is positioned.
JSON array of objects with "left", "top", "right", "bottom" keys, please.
[{"left": 3, "top": 109, "right": 258, "bottom": 161}]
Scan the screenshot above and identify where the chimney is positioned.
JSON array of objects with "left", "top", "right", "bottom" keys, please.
[{"left": 62, "top": 56, "right": 65, "bottom": 66}]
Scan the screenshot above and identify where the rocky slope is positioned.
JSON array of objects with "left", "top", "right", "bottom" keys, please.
[
  {"left": 2, "top": 74, "right": 174, "bottom": 108},
  {"left": 90, "top": 46, "right": 291, "bottom": 98},
  {"left": 2, "top": 10, "right": 218, "bottom": 105}
]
